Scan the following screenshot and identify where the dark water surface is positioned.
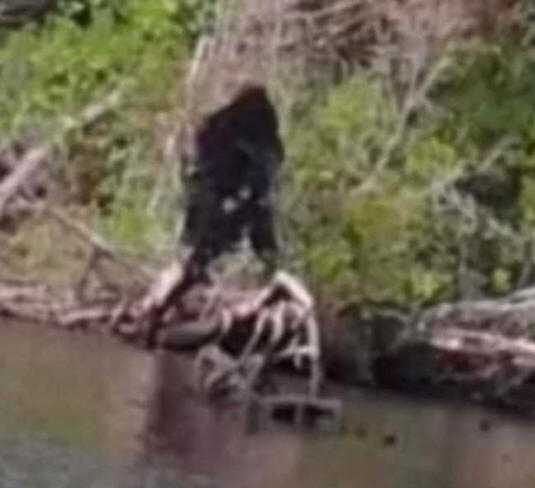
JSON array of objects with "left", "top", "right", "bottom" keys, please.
[{"left": 2, "top": 320, "right": 535, "bottom": 488}]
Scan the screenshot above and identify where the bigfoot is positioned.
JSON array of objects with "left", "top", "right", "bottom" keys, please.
[{"left": 179, "top": 84, "right": 284, "bottom": 276}]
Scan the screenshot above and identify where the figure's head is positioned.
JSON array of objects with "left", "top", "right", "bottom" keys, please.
[
  {"left": 234, "top": 82, "right": 268, "bottom": 100},
  {"left": 227, "top": 82, "right": 272, "bottom": 114}
]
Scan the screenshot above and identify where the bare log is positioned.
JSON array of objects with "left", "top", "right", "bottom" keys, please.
[
  {"left": 0, "top": 147, "right": 48, "bottom": 218},
  {"left": 373, "top": 287, "right": 535, "bottom": 410},
  {"left": 428, "top": 327, "right": 535, "bottom": 367},
  {"left": 189, "top": 271, "right": 324, "bottom": 401},
  {"left": 0, "top": 86, "right": 128, "bottom": 217},
  {"left": 56, "top": 306, "right": 117, "bottom": 330},
  {"left": 139, "top": 261, "right": 185, "bottom": 314}
]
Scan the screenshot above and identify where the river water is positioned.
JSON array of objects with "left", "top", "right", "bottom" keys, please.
[{"left": 2, "top": 320, "right": 535, "bottom": 488}]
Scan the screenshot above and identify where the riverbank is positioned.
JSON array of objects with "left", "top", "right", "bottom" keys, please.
[
  {"left": 4, "top": 268, "right": 535, "bottom": 416},
  {"left": 3, "top": 0, "right": 535, "bottom": 417},
  {"left": 4, "top": 266, "right": 535, "bottom": 418}
]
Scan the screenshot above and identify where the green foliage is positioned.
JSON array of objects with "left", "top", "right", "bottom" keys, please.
[
  {"left": 285, "top": 78, "right": 433, "bottom": 305},
  {"left": 173, "top": 0, "right": 218, "bottom": 46},
  {"left": 286, "top": 37, "right": 535, "bottom": 309},
  {"left": 3, "top": 0, "right": 535, "bottom": 316},
  {"left": 0, "top": 0, "right": 187, "bottom": 132},
  {"left": 0, "top": 0, "right": 195, "bottom": 254},
  {"left": 437, "top": 43, "right": 535, "bottom": 148}
]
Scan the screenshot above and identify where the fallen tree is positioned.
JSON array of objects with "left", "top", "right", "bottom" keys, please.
[{"left": 367, "top": 290, "right": 535, "bottom": 412}]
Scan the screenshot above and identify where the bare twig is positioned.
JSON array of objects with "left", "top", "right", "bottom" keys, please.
[
  {"left": 0, "top": 85, "right": 129, "bottom": 220},
  {"left": 352, "top": 55, "right": 451, "bottom": 198},
  {"left": 42, "top": 206, "right": 152, "bottom": 281},
  {"left": 58, "top": 85, "right": 128, "bottom": 135},
  {"left": 0, "top": 147, "right": 49, "bottom": 218}
]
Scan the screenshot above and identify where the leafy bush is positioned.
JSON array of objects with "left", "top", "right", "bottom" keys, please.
[
  {"left": 3, "top": 0, "right": 535, "bottom": 315},
  {"left": 285, "top": 36, "right": 535, "bottom": 310},
  {"left": 0, "top": 0, "right": 195, "bottom": 255},
  {"left": 284, "top": 78, "right": 449, "bottom": 307}
]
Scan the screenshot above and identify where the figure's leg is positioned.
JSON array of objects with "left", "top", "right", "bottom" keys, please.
[
  {"left": 249, "top": 201, "right": 278, "bottom": 275},
  {"left": 179, "top": 187, "right": 225, "bottom": 277},
  {"left": 177, "top": 178, "right": 205, "bottom": 260}
]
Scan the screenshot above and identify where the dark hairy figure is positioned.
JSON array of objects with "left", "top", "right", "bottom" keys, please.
[{"left": 179, "top": 84, "right": 285, "bottom": 276}]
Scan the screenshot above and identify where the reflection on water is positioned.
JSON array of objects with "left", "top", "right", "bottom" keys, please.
[
  {"left": 0, "top": 320, "right": 156, "bottom": 459},
  {"left": 2, "top": 320, "right": 535, "bottom": 488}
]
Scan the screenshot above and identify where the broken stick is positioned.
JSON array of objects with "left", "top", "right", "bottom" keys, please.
[{"left": 0, "top": 147, "right": 49, "bottom": 218}]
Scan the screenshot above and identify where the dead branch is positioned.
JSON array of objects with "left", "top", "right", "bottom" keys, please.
[
  {"left": 419, "top": 282, "right": 535, "bottom": 338},
  {"left": 0, "top": 85, "right": 127, "bottom": 215},
  {"left": 428, "top": 327, "right": 535, "bottom": 363},
  {"left": 43, "top": 206, "right": 152, "bottom": 282},
  {"left": 0, "top": 147, "right": 49, "bottom": 218},
  {"left": 191, "top": 271, "right": 324, "bottom": 399}
]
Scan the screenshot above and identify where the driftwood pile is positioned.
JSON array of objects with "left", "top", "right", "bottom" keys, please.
[
  {"left": 4, "top": 133, "right": 535, "bottom": 416},
  {"left": 372, "top": 288, "right": 535, "bottom": 412},
  {"left": 1, "top": 226, "right": 343, "bottom": 428},
  {"left": 0, "top": 161, "right": 149, "bottom": 334},
  {"left": 188, "top": 270, "right": 323, "bottom": 397},
  {"left": 424, "top": 290, "right": 535, "bottom": 402},
  {"left": 0, "top": 87, "right": 150, "bottom": 331},
  {"left": 136, "top": 263, "right": 343, "bottom": 429},
  {"left": 0, "top": 137, "right": 341, "bottom": 426}
]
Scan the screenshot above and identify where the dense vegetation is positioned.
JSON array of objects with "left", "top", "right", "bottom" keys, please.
[
  {"left": 1, "top": 0, "right": 191, "bottom": 266},
  {"left": 286, "top": 39, "right": 535, "bottom": 310},
  {"left": 2, "top": 0, "right": 535, "bottom": 316}
]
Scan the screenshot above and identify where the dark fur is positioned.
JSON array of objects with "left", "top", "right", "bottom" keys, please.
[{"left": 179, "top": 84, "right": 284, "bottom": 274}]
